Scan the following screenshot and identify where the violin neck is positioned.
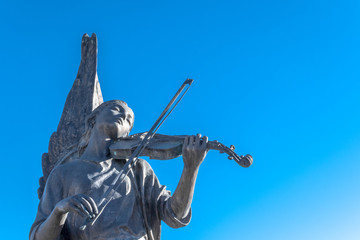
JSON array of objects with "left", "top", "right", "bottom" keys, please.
[{"left": 206, "top": 140, "right": 224, "bottom": 151}]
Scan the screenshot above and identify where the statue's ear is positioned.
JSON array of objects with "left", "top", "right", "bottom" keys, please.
[{"left": 85, "top": 114, "right": 96, "bottom": 130}]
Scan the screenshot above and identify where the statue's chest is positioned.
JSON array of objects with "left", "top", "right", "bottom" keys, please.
[
  {"left": 69, "top": 162, "right": 133, "bottom": 202},
  {"left": 65, "top": 163, "right": 143, "bottom": 237}
]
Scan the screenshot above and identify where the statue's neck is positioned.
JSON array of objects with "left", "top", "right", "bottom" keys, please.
[{"left": 80, "top": 130, "right": 113, "bottom": 162}]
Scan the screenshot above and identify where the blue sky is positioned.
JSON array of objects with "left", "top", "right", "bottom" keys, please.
[{"left": 1, "top": 0, "right": 360, "bottom": 239}]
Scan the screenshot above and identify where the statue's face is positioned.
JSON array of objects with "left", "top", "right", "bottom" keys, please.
[{"left": 95, "top": 103, "right": 134, "bottom": 139}]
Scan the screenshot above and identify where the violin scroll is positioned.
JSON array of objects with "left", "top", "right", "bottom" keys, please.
[
  {"left": 206, "top": 140, "right": 252, "bottom": 168},
  {"left": 234, "top": 154, "right": 253, "bottom": 168}
]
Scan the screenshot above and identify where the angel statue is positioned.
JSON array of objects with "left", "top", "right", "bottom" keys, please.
[{"left": 30, "top": 34, "right": 210, "bottom": 240}]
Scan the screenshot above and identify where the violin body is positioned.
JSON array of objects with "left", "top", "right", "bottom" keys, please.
[{"left": 110, "top": 132, "right": 253, "bottom": 168}]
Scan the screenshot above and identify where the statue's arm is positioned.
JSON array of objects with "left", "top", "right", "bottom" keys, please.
[
  {"left": 170, "top": 134, "right": 208, "bottom": 219},
  {"left": 30, "top": 169, "right": 66, "bottom": 240},
  {"left": 30, "top": 208, "right": 68, "bottom": 240},
  {"left": 31, "top": 196, "right": 98, "bottom": 240},
  {"left": 30, "top": 169, "right": 98, "bottom": 240}
]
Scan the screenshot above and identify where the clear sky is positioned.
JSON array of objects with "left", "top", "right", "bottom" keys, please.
[{"left": 1, "top": 0, "right": 359, "bottom": 239}]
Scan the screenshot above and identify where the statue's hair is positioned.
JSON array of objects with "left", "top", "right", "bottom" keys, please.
[{"left": 77, "top": 100, "right": 134, "bottom": 155}]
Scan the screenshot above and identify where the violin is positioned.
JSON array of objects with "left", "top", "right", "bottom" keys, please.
[{"left": 110, "top": 132, "right": 253, "bottom": 168}]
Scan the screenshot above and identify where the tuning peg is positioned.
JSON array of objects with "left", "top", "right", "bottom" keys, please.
[
  {"left": 230, "top": 145, "right": 235, "bottom": 151},
  {"left": 228, "top": 156, "right": 234, "bottom": 160}
]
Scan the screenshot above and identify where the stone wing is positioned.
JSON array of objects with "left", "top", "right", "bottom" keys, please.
[{"left": 38, "top": 33, "right": 104, "bottom": 199}]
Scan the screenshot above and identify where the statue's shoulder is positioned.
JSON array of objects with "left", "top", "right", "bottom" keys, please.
[
  {"left": 49, "top": 159, "right": 89, "bottom": 180},
  {"left": 133, "top": 158, "right": 155, "bottom": 173}
]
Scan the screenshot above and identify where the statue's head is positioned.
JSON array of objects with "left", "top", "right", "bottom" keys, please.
[{"left": 78, "top": 100, "right": 134, "bottom": 154}]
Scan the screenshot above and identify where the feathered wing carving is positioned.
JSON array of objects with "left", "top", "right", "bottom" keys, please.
[{"left": 38, "top": 33, "right": 104, "bottom": 199}]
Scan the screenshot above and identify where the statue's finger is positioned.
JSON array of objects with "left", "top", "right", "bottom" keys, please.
[
  {"left": 189, "top": 135, "right": 195, "bottom": 146},
  {"left": 79, "top": 203, "right": 93, "bottom": 219},
  {"left": 78, "top": 195, "right": 94, "bottom": 216},
  {"left": 71, "top": 205, "right": 88, "bottom": 218},
  {"left": 195, "top": 133, "right": 201, "bottom": 146},
  {"left": 201, "top": 136, "right": 208, "bottom": 150},
  {"left": 74, "top": 195, "right": 93, "bottom": 218},
  {"left": 71, "top": 201, "right": 90, "bottom": 218},
  {"left": 85, "top": 195, "right": 98, "bottom": 215},
  {"left": 183, "top": 136, "right": 189, "bottom": 151},
  {"left": 80, "top": 194, "right": 98, "bottom": 215}
]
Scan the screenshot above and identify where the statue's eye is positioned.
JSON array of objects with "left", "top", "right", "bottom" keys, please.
[{"left": 112, "top": 106, "right": 121, "bottom": 112}]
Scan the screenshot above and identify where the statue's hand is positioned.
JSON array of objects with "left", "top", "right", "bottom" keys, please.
[
  {"left": 182, "top": 134, "right": 208, "bottom": 170},
  {"left": 54, "top": 194, "right": 98, "bottom": 219}
]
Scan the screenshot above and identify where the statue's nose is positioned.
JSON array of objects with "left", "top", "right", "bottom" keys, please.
[
  {"left": 120, "top": 112, "right": 126, "bottom": 120},
  {"left": 115, "top": 112, "right": 125, "bottom": 120}
]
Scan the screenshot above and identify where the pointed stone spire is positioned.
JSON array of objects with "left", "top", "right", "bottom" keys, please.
[{"left": 38, "top": 33, "right": 104, "bottom": 198}]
